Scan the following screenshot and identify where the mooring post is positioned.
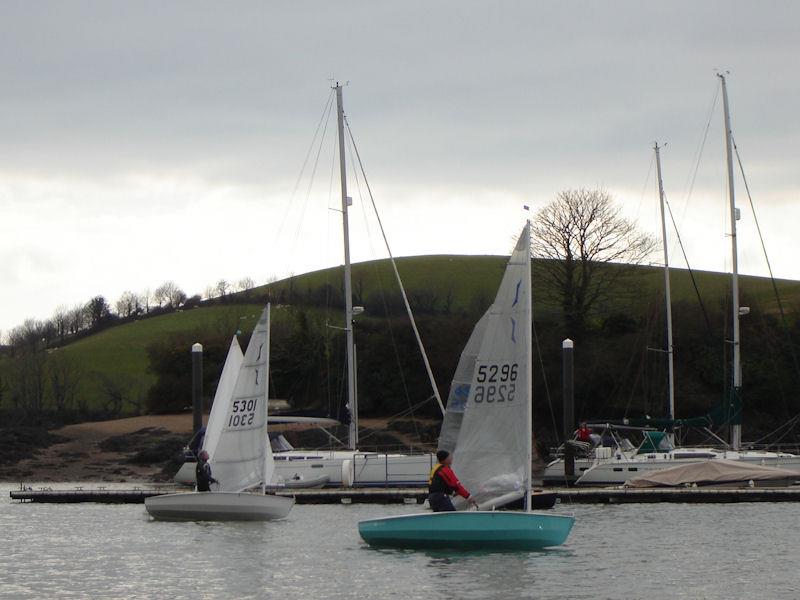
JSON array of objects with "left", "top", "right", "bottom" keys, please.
[
  {"left": 562, "top": 338, "right": 575, "bottom": 479},
  {"left": 192, "top": 342, "right": 203, "bottom": 434}
]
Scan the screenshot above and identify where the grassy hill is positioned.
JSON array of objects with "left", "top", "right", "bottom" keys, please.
[{"left": 3, "top": 254, "right": 800, "bottom": 420}]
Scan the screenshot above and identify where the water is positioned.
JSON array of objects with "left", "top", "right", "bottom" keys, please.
[{"left": 2, "top": 484, "right": 799, "bottom": 599}]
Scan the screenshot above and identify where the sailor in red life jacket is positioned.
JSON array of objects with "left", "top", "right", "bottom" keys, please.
[
  {"left": 574, "top": 422, "right": 593, "bottom": 444},
  {"left": 428, "top": 450, "right": 479, "bottom": 512}
]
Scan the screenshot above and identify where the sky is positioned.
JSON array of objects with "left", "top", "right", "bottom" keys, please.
[{"left": 1, "top": 1, "right": 799, "bottom": 335}]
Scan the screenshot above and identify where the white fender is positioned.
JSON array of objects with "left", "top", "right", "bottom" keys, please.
[{"left": 341, "top": 459, "right": 355, "bottom": 488}]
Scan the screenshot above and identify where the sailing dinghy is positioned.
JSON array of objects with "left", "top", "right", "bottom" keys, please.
[
  {"left": 358, "top": 223, "right": 574, "bottom": 550},
  {"left": 145, "top": 305, "right": 295, "bottom": 521}
]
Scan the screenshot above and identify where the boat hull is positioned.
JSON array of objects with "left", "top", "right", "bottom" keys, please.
[
  {"left": 175, "top": 452, "right": 436, "bottom": 487},
  {"left": 358, "top": 511, "right": 574, "bottom": 550},
  {"left": 145, "top": 491, "right": 294, "bottom": 521}
]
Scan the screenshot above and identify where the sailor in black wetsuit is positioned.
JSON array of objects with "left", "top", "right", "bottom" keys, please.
[{"left": 195, "top": 450, "right": 218, "bottom": 492}]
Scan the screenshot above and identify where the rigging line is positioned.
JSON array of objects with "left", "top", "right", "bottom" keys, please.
[
  {"left": 531, "top": 313, "right": 558, "bottom": 444},
  {"left": 275, "top": 90, "right": 335, "bottom": 242},
  {"left": 345, "top": 130, "right": 422, "bottom": 444},
  {"left": 663, "top": 194, "right": 714, "bottom": 336},
  {"left": 680, "top": 82, "right": 720, "bottom": 225},
  {"left": 634, "top": 152, "right": 656, "bottom": 223},
  {"left": 356, "top": 396, "right": 438, "bottom": 445},
  {"left": 732, "top": 136, "right": 800, "bottom": 388},
  {"left": 344, "top": 116, "right": 445, "bottom": 416},
  {"left": 288, "top": 94, "right": 336, "bottom": 256},
  {"left": 324, "top": 128, "right": 338, "bottom": 418},
  {"left": 750, "top": 412, "right": 800, "bottom": 446}
]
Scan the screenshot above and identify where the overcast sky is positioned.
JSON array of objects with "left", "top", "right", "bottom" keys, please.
[{"left": 1, "top": 1, "right": 799, "bottom": 334}]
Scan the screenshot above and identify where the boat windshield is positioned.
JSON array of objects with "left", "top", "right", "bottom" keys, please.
[{"left": 270, "top": 433, "right": 295, "bottom": 453}]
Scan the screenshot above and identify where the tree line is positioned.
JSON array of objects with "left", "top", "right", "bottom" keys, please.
[
  {"left": 4, "top": 188, "right": 799, "bottom": 445},
  {"left": 2, "top": 277, "right": 262, "bottom": 352}
]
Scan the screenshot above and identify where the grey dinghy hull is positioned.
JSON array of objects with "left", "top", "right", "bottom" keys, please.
[{"left": 145, "top": 491, "right": 294, "bottom": 521}]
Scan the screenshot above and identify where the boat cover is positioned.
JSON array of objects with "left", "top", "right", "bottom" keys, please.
[{"left": 625, "top": 459, "right": 799, "bottom": 488}]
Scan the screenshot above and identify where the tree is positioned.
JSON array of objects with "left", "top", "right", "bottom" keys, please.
[
  {"left": 48, "top": 352, "right": 83, "bottom": 413},
  {"left": 115, "top": 291, "right": 139, "bottom": 318},
  {"left": 215, "top": 279, "right": 230, "bottom": 298},
  {"left": 52, "top": 305, "right": 69, "bottom": 343},
  {"left": 235, "top": 277, "right": 255, "bottom": 292},
  {"left": 67, "top": 304, "right": 87, "bottom": 335},
  {"left": 154, "top": 281, "right": 186, "bottom": 309},
  {"left": 85, "top": 296, "right": 111, "bottom": 329},
  {"left": 531, "top": 188, "right": 656, "bottom": 336},
  {"left": 140, "top": 288, "right": 152, "bottom": 314}
]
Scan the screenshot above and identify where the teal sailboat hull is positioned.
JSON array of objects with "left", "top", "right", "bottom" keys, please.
[{"left": 358, "top": 511, "right": 575, "bottom": 550}]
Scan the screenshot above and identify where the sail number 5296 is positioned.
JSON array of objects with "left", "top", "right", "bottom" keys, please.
[{"left": 474, "top": 363, "right": 518, "bottom": 403}]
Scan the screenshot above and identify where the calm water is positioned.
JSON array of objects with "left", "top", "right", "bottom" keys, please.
[{"left": 2, "top": 484, "right": 799, "bottom": 599}]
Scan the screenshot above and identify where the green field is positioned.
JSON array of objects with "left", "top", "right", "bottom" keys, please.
[{"left": 3, "top": 254, "right": 800, "bottom": 416}]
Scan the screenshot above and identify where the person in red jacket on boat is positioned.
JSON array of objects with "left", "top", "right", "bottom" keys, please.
[{"left": 428, "top": 450, "right": 479, "bottom": 512}]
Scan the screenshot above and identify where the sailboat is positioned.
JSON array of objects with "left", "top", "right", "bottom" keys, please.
[
  {"left": 145, "top": 305, "right": 295, "bottom": 521},
  {"left": 546, "top": 75, "right": 800, "bottom": 486},
  {"left": 358, "top": 223, "right": 575, "bottom": 550},
  {"left": 268, "top": 83, "right": 442, "bottom": 488}
]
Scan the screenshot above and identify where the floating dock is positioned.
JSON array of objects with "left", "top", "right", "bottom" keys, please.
[
  {"left": 558, "top": 486, "right": 800, "bottom": 504},
  {"left": 9, "top": 486, "right": 800, "bottom": 505},
  {"left": 8, "top": 486, "right": 555, "bottom": 508}
]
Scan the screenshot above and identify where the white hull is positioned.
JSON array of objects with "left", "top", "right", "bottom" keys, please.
[
  {"left": 275, "top": 451, "right": 436, "bottom": 487},
  {"left": 548, "top": 450, "right": 800, "bottom": 486},
  {"left": 175, "top": 451, "right": 436, "bottom": 487},
  {"left": 145, "top": 491, "right": 294, "bottom": 521}
]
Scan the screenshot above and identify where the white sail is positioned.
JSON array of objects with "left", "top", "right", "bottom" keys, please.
[
  {"left": 438, "top": 312, "right": 489, "bottom": 453},
  {"left": 209, "top": 306, "right": 273, "bottom": 492},
  {"left": 202, "top": 336, "right": 244, "bottom": 461},
  {"left": 451, "top": 224, "right": 532, "bottom": 509}
]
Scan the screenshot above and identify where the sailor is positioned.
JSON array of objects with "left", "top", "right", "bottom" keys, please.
[
  {"left": 195, "top": 450, "right": 218, "bottom": 492},
  {"left": 428, "top": 450, "right": 478, "bottom": 511},
  {"left": 575, "top": 422, "right": 593, "bottom": 443}
]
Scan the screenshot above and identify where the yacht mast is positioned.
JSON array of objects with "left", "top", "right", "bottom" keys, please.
[
  {"left": 654, "top": 143, "right": 675, "bottom": 425},
  {"left": 719, "top": 73, "right": 742, "bottom": 451},
  {"left": 335, "top": 83, "right": 358, "bottom": 450}
]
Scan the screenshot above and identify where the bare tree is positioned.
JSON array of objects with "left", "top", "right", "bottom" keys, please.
[
  {"left": 215, "top": 279, "right": 230, "bottom": 298},
  {"left": 52, "top": 305, "right": 69, "bottom": 343},
  {"left": 48, "top": 352, "right": 84, "bottom": 412},
  {"left": 235, "top": 276, "right": 256, "bottom": 292},
  {"left": 67, "top": 304, "right": 87, "bottom": 335},
  {"left": 153, "top": 281, "right": 186, "bottom": 309},
  {"left": 203, "top": 285, "right": 217, "bottom": 300},
  {"left": 115, "top": 291, "right": 139, "bottom": 318},
  {"left": 10, "top": 347, "right": 47, "bottom": 411},
  {"left": 140, "top": 288, "right": 152, "bottom": 314},
  {"left": 531, "top": 188, "right": 656, "bottom": 335}
]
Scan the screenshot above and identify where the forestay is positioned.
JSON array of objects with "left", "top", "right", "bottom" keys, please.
[
  {"left": 202, "top": 336, "right": 244, "bottom": 461},
  {"left": 449, "top": 224, "right": 532, "bottom": 508},
  {"left": 209, "top": 306, "right": 275, "bottom": 492}
]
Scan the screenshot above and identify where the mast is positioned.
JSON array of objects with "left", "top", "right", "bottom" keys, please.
[
  {"left": 262, "top": 303, "right": 271, "bottom": 494},
  {"left": 335, "top": 83, "right": 358, "bottom": 450},
  {"left": 719, "top": 73, "right": 741, "bottom": 450},
  {"left": 654, "top": 143, "right": 675, "bottom": 426},
  {"left": 524, "top": 220, "right": 533, "bottom": 512}
]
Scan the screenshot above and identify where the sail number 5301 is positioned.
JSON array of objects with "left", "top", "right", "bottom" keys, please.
[
  {"left": 228, "top": 398, "right": 258, "bottom": 427},
  {"left": 474, "top": 363, "right": 518, "bottom": 403}
]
